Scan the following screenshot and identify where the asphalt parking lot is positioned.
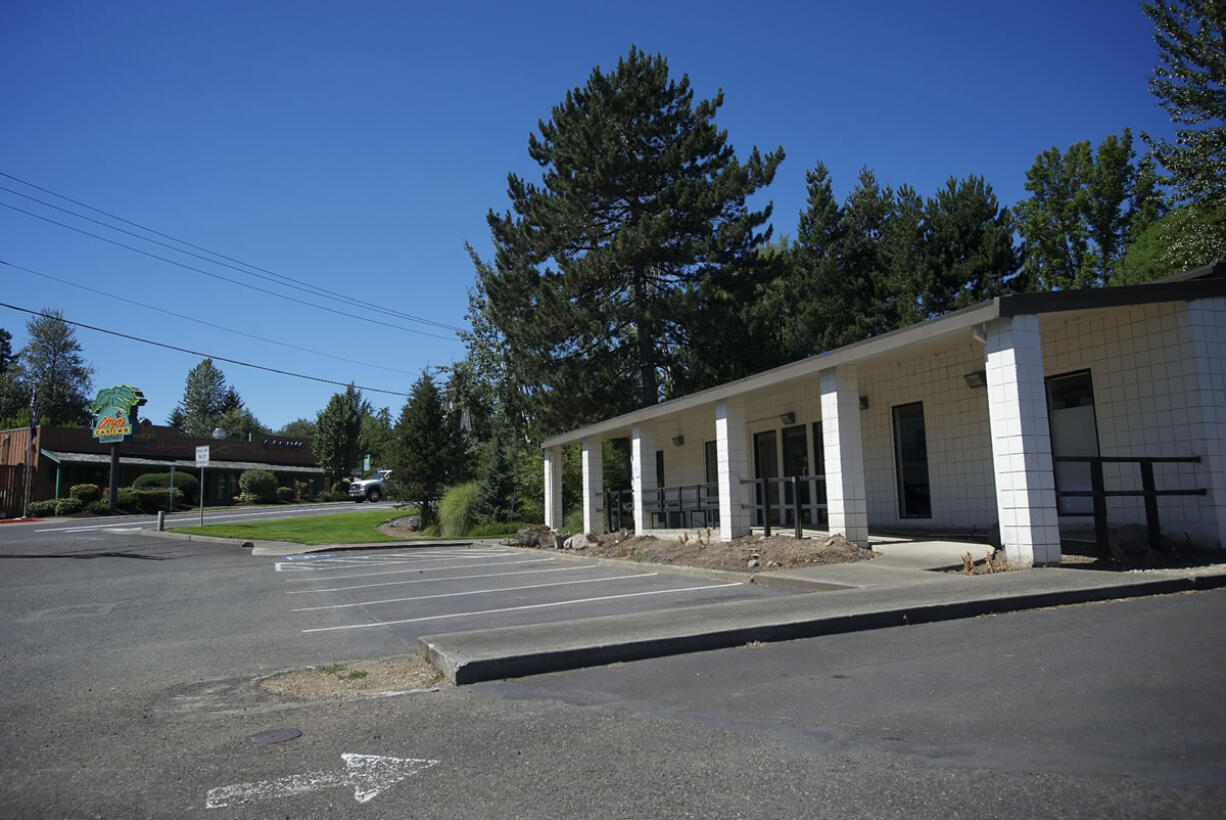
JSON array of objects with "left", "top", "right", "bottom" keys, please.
[{"left": 275, "top": 544, "right": 798, "bottom": 641}]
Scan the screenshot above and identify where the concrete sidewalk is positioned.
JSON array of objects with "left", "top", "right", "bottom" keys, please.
[{"left": 421, "top": 539, "right": 1226, "bottom": 685}]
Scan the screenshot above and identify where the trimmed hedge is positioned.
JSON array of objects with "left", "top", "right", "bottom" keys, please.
[
  {"left": 27, "top": 499, "right": 58, "bottom": 517},
  {"left": 87, "top": 500, "right": 111, "bottom": 515},
  {"left": 55, "top": 497, "right": 85, "bottom": 515},
  {"left": 132, "top": 471, "right": 199, "bottom": 503},
  {"left": 70, "top": 483, "right": 101, "bottom": 502},
  {"left": 276, "top": 486, "right": 295, "bottom": 503}
]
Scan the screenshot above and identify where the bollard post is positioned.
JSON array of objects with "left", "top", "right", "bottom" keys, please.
[{"left": 157, "top": 510, "right": 165, "bottom": 531}]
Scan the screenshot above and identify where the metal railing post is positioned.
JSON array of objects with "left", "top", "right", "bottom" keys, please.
[
  {"left": 1090, "top": 461, "right": 1108, "bottom": 556},
  {"left": 792, "top": 475, "right": 802, "bottom": 539},
  {"left": 1140, "top": 462, "right": 1161, "bottom": 551}
]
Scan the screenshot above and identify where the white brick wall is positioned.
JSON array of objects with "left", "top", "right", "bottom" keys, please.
[
  {"left": 1041, "top": 301, "right": 1221, "bottom": 546},
  {"left": 858, "top": 339, "right": 998, "bottom": 532}
]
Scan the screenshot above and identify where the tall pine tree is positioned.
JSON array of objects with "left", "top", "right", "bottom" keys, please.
[
  {"left": 393, "top": 372, "right": 451, "bottom": 524},
  {"left": 475, "top": 46, "right": 784, "bottom": 433}
]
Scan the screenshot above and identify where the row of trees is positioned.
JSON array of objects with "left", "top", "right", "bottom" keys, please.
[{"left": 433, "top": 0, "right": 1225, "bottom": 529}]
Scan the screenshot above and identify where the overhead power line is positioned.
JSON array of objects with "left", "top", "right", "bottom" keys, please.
[
  {"left": 1, "top": 259, "right": 419, "bottom": 377},
  {"left": 0, "top": 301, "right": 411, "bottom": 398},
  {"left": 0, "top": 181, "right": 464, "bottom": 334},
  {"left": 0, "top": 169, "right": 467, "bottom": 334},
  {"left": 0, "top": 201, "right": 460, "bottom": 342}
]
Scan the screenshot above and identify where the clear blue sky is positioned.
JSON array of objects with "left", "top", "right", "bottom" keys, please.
[{"left": 1, "top": 0, "right": 1175, "bottom": 432}]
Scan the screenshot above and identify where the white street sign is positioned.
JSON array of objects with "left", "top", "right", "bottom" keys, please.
[
  {"left": 195, "top": 445, "right": 210, "bottom": 467},
  {"left": 206, "top": 753, "right": 438, "bottom": 808}
]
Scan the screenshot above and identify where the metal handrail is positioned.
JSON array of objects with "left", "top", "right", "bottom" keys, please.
[
  {"left": 741, "top": 475, "right": 828, "bottom": 538},
  {"left": 1052, "top": 455, "right": 1204, "bottom": 554}
]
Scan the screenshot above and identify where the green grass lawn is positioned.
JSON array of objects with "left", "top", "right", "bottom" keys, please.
[{"left": 170, "top": 508, "right": 418, "bottom": 545}]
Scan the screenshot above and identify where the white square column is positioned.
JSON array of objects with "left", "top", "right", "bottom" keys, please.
[
  {"left": 581, "top": 437, "right": 605, "bottom": 536},
  {"left": 543, "top": 445, "right": 563, "bottom": 531},
  {"left": 985, "top": 315, "right": 1061, "bottom": 566},
  {"left": 716, "top": 399, "right": 751, "bottom": 542},
  {"left": 630, "top": 424, "right": 657, "bottom": 533},
  {"left": 820, "top": 366, "right": 869, "bottom": 546},
  {"left": 1187, "top": 297, "right": 1226, "bottom": 549}
]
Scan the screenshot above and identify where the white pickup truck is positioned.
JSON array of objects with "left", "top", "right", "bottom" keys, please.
[{"left": 349, "top": 469, "right": 390, "bottom": 503}]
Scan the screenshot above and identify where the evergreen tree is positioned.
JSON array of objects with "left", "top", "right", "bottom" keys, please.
[
  {"left": 15, "top": 309, "right": 93, "bottom": 426},
  {"left": 314, "top": 384, "right": 364, "bottom": 484},
  {"left": 393, "top": 372, "right": 451, "bottom": 524},
  {"left": 472, "top": 412, "right": 518, "bottom": 524},
  {"left": 1143, "top": 0, "right": 1226, "bottom": 203},
  {"left": 358, "top": 404, "right": 396, "bottom": 471},
  {"left": 475, "top": 46, "right": 784, "bottom": 432},
  {"left": 0, "top": 329, "right": 12, "bottom": 373},
  {"left": 171, "top": 359, "right": 238, "bottom": 437},
  {"left": 920, "top": 175, "right": 1020, "bottom": 312}
]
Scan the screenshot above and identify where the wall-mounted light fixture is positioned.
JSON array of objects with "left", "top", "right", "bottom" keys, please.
[
  {"left": 672, "top": 435, "right": 685, "bottom": 446},
  {"left": 859, "top": 396, "right": 869, "bottom": 410},
  {"left": 778, "top": 412, "right": 795, "bottom": 425},
  {"left": 964, "top": 370, "right": 987, "bottom": 389}
]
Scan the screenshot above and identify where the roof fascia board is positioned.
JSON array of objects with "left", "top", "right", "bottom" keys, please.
[
  {"left": 999, "top": 277, "right": 1226, "bottom": 317},
  {"left": 543, "top": 301, "right": 1001, "bottom": 448}
]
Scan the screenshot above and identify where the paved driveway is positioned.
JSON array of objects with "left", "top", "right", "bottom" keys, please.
[{"left": 274, "top": 544, "right": 798, "bottom": 642}]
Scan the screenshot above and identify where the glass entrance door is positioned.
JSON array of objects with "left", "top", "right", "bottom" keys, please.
[
  {"left": 753, "top": 430, "right": 779, "bottom": 526},
  {"left": 1046, "top": 370, "right": 1099, "bottom": 515},
  {"left": 892, "top": 402, "right": 931, "bottom": 518}
]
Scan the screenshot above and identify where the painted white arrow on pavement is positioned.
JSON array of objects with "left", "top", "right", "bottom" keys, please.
[{"left": 205, "top": 753, "right": 438, "bottom": 808}]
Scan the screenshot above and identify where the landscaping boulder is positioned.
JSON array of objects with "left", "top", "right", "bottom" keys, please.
[
  {"left": 563, "top": 532, "right": 598, "bottom": 551},
  {"left": 516, "top": 524, "right": 551, "bottom": 547}
]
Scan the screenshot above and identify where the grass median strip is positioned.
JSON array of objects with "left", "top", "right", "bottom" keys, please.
[{"left": 170, "top": 509, "right": 415, "bottom": 546}]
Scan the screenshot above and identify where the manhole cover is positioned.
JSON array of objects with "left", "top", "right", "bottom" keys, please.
[{"left": 245, "top": 728, "right": 303, "bottom": 745}]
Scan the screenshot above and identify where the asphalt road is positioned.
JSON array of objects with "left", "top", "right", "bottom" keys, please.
[{"left": 1, "top": 524, "right": 1223, "bottom": 818}]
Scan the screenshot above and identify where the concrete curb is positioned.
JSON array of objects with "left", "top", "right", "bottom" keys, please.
[
  {"left": 497, "top": 543, "right": 857, "bottom": 592},
  {"left": 420, "top": 569, "right": 1226, "bottom": 685}
]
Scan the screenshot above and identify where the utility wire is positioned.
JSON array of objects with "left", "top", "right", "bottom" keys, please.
[
  {"left": 0, "top": 201, "right": 460, "bottom": 342},
  {"left": 0, "top": 301, "right": 411, "bottom": 397},
  {"left": 0, "top": 171, "right": 465, "bottom": 333},
  {"left": 1, "top": 259, "right": 419, "bottom": 377}
]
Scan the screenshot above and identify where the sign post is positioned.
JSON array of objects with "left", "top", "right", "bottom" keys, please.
[
  {"left": 89, "top": 385, "right": 147, "bottom": 512},
  {"left": 196, "top": 446, "right": 210, "bottom": 526}
]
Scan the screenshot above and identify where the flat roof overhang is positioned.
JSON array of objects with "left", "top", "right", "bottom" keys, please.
[{"left": 542, "top": 268, "right": 1226, "bottom": 449}]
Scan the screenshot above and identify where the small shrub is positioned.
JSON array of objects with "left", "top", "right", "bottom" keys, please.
[
  {"left": 421, "top": 523, "right": 440, "bottom": 537},
  {"left": 325, "top": 485, "right": 350, "bottom": 501},
  {"left": 27, "top": 499, "right": 58, "bottom": 517},
  {"left": 276, "top": 486, "right": 295, "bottom": 503},
  {"left": 129, "top": 487, "right": 181, "bottom": 513},
  {"left": 239, "top": 469, "right": 278, "bottom": 504},
  {"left": 69, "top": 483, "right": 101, "bottom": 502},
  {"left": 133, "top": 472, "right": 199, "bottom": 503},
  {"left": 115, "top": 488, "right": 137, "bottom": 510},
  {"left": 87, "top": 500, "right": 111, "bottom": 515},
  {"left": 438, "top": 481, "right": 479, "bottom": 538},
  {"left": 55, "top": 497, "right": 85, "bottom": 515},
  {"left": 562, "top": 507, "right": 583, "bottom": 533}
]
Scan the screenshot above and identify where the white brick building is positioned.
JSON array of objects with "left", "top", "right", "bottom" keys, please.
[{"left": 541, "top": 264, "right": 1226, "bottom": 566}]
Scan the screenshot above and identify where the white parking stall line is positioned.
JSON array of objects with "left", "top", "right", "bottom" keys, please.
[
  {"left": 302, "top": 583, "right": 741, "bottom": 633},
  {"left": 273, "top": 549, "right": 512, "bottom": 568},
  {"left": 279, "top": 556, "right": 533, "bottom": 581},
  {"left": 285, "top": 563, "right": 594, "bottom": 594},
  {"left": 274, "top": 549, "right": 514, "bottom": 570},
  {"left": 291, "top": 573, "right": 660, "bottom": 611}
]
